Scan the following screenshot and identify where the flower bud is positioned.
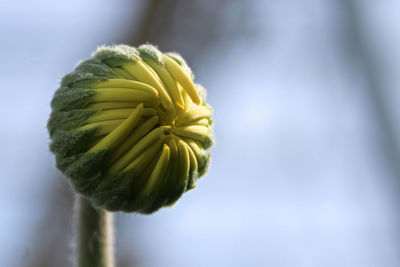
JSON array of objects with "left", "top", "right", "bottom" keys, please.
[{"left": 48, "top": 44, "right": 214, "bottom": 214}]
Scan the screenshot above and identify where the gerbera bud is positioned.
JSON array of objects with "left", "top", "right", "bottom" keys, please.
[{"left": 48, "top": 44, "right": 214, "bottom": 214}]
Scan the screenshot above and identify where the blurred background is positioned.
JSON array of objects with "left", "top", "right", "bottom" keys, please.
[{"left": 1, "top": 0, "right": 400, "bottom": 266}]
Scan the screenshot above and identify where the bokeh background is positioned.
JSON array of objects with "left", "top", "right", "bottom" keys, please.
[{"left": 2, "top": 0, "right": 400, "bottom": 266}]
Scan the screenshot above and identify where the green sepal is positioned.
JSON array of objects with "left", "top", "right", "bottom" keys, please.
[
  {"left": 55, "top": 153, "right": 80, "bottom": 172},
  {"left": 199, "top": 134, "right": 214, "bottom": 150},
  {"left": 197, "top": 152, "right": 211, "bottom": 177},
  {"left": 93, "top": 45, "right": 139, "bottom": 67},
  {"left": 51, "top": 87, "right": 96, "bottom": 112},
  {"left": 137, "top": 44, "right": 163, "bottom": 63},
  {"left": 71, "top": 173, "right": 103, "bottom": 196},
  {"left": 164, "top": 181, "right": 187, "bottom": 207},
  {"left": 185, "top": 150, "right": 211, "bottom": 190},
  {"left": 136, "top": 188, "right": 167, "bottom": 214},
  {"left": 186, "top": 169, "right": 199, "bottom": 191},
  {"left": 48, "top": 109, "right": 97, "bottom": 136},
  {"left": 61, "top": 59, "right": 118, "bottom": 89},
  {"left": 207, "top": 117, "right": 214, "bottom": 126},
  {"left": 90, "top": 171, "right": 133, "bottom": 211},
  {"left": 65, "top": 150, "right": 108, "bottom": 195},
  {"left": 50, "top": 128, "right": 97, "bottom": 157},
  {"left": 75, "top": 59, "right": 119, "bottom": 79},
  {"left": 164, "top": 169, "right": 189, "bottom": 207},
  {"left": 128, "top": 175, "right": 172, "bottom": 214},
  {"left": 61, "top": 72, "right": 98, "bottom": 88}
]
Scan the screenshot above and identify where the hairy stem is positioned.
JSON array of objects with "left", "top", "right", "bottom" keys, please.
[{"left": 76, "top": 196, "right": 114, "bottom": 267}]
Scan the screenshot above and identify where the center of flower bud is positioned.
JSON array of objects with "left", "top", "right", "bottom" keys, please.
[
  {"left": 161, "top": 125, "right": 172, "bottom": 135},
  {"left": 77, "top": 55, "right": 213, "bottom": 176}
]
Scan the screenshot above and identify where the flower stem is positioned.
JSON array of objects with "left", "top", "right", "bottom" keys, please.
[{"left": 76, "top": 195, "right": 114, "bottom": 267}]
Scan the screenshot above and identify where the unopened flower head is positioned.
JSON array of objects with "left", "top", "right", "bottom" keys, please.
[{"left": 48, "top": 44, "right": 214, "bottom": 214}]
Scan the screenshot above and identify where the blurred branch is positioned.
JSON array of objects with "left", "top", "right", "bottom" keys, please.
[
  {"left": 339, "top": 1, "right": 400, "bottom": 189},
  {"left": 123, "top": 0, "right": 250, "bottom": 64},
  {"left": 134, "top": 0, "right": 162, "bottom": 44},
  {"left": 121, "top": 0, "right": 178, "bottom": 46}
]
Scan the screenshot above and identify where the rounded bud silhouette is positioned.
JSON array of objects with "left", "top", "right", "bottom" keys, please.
[{"left": 48, "top": 44, "right": 214, "bottom": 214}]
